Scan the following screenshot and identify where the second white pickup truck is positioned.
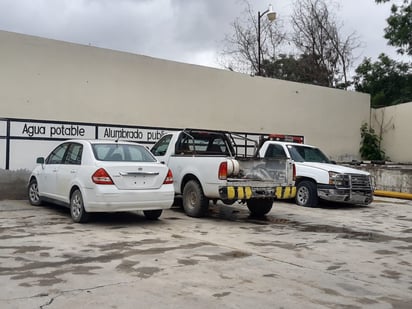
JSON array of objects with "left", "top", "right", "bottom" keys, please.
[
  {"left": 257, "top": 134, "right": 374, "bottom": 207},
  {"left": 151, "top": 129, "right": 296, "bottom": 217}
]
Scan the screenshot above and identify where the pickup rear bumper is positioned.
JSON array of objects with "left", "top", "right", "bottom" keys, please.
[
  {"left": 317, "top": 185, "right": 373, "bottom": 205},
  {"left": 219, "top": 185, "right": 296, "bottom": 200}
]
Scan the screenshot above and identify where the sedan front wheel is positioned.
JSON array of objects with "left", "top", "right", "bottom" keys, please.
[{"left": 28, "top": 179, "right": 42, "bottom": 206}]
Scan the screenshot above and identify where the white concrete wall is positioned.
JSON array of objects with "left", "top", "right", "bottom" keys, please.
[
  {"left": 371, "top": 102, "right": 412, "bottom": 163},
  {"left": 0, "top": 30, "right": 371, "bottom": 161}
]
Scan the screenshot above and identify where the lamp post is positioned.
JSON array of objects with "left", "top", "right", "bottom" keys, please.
[{"left": 257, "top": 4, "right": 277, "bottom": 76}]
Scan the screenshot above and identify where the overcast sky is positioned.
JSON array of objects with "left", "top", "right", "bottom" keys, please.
[{"left": 0, "top": 0, "right": 406, "bottom": 74}]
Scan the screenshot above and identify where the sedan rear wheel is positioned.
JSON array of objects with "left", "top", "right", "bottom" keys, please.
[
  {"left": 70, "top": 189, "right": 89, "bottom": 223},
  {"left": 143, "top": 209, "right": 163, "bottom": 220},
  {"left": 28, "top": 179, "right": 42, "bottom": 206}
]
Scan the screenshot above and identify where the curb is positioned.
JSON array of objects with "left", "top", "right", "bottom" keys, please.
[{"left": 374, "top": 190, "right": 412, "bottom": 200}]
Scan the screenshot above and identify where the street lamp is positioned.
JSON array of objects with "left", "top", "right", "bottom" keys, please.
[{"left": 257, "top": 4, "right": 276, "bottom": 76}]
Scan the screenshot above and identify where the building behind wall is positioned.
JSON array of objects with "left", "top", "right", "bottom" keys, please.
[{"left": 0, "top": 29, "right": 371, "bottom": 171}]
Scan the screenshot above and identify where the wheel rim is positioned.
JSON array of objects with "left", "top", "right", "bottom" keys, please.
[
  {"left": 71, "top": 193, "right": 82, "bottom": 219},
  {"left": 29, "top": 183, "right": 39, "bottom": 203},
  {"left": 187, "top": 190, "right": 197, "bottom": 210},
  {"left": 297, "top": 186, "right": 309, "bottom": 205}
]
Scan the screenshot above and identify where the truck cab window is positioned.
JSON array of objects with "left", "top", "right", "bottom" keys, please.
[
  {"left": 265, "top": 144, "right": 286, "bottom": 158},
  {"left": 288, "top": 145, "right": 330, "bottom": 163},
  {"left": 151, "top": 135, "right": 172, "bottom": 156}
]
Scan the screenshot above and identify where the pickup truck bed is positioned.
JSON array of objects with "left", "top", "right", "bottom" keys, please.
[{"left": 151, "top": 129, "right": 295, "bottom": 217}]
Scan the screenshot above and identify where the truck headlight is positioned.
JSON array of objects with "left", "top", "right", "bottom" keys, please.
[{"left": 329, "top": 172, "right": 348, "bottom": 187}]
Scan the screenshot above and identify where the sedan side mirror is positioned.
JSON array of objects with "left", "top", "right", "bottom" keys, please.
[{"left": 36, "top": 157, "right": 45, "bottom": 164}]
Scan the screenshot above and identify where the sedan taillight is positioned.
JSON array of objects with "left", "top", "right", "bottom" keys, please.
[
  {"left": 92, "top": 168, "right": 114, "bottom": 185},
  {"left": 163, "top": 169, "right": 173, "bottom": 184}
]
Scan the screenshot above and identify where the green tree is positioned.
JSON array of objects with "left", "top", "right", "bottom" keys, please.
[
  {"left": 359, "top": 123, "right": 386, "bottom": 160},
  {"left": 375, "top": 0, "right": 412, "bottom": 55},
  {"left": 220, "top": 0, "right": 359, "bottom": 88},
  {"left": 220, "top": 0, "right": 286, "bottom": 75},
  {"left": 353, "top": 53, "right": 412, "bottom": 107},
  {"left": 262, "top": 54, "right": 330, "bottom": 86},
  {"left": 291, "top": 0, "right": 359, "bottom": 88}
]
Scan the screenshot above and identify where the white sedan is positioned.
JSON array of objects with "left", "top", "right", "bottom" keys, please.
[{"left": 28, "top": 140, "right": 174, "bottom": 223}]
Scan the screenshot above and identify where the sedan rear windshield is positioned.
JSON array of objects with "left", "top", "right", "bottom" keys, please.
[{"left": 92, "top": 144, "right": 156, "bottom": 162}]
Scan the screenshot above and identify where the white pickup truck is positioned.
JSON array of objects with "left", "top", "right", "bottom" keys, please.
[
  {"left": 257, "top": 134, "right": 374, "bottom": 207},
  {"left": 151, "top": 129, "right": 295, "bottom": 217}
]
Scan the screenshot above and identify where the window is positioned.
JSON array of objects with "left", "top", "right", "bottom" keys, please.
[
  {"left": 207, "top": 138, "right": 227, "bottom": 153},
  {"left": 64, "top": 143, "right": 83, "bottom": 165},
  {"left": 176, "top": 132, "right": 230, "bottom": 155},
  {"left": 265, "top": 144, "right": 286, "bottom": 158},
  {"left": 287, "top": 145, "right": 330, "bottom": 163},
  {"left": 92, "top": 144, "right": 156, "bottom": 162},
  {"left": 151, "top": 135, "right": 172, "bottom": 156},
  {"left": 46, "top": 143, "right": 69, "bottom": 164}
]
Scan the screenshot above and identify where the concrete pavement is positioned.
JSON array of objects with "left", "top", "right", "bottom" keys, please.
[{"left": 1, "top": 198, "right": 412, "bottom": 308}]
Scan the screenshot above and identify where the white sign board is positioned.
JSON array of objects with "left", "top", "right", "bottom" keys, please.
[
  {"left": 97, "top": 126, "right": 171, "bottom": 143},
  {"left": 2, "top": 119, "right": 180, "bottom": 170},
  {"left": 10, "top": 122, "right": 95, "bottom": 139},
  {"left": 2, "top": 118, "right": 263, "bottom": 170}
]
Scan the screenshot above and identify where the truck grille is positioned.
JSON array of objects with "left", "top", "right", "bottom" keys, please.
[{"left": 350, "top": 174, "right": 372, "bottom": 190}]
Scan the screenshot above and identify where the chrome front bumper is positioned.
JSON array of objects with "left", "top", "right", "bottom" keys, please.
[{"left": 318, "top": 188, "right": 373, "bottom": 205}]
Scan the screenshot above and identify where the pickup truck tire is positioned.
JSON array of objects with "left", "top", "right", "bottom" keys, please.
[
  {"left": 247, "top": 198, "right": 273, "bottom": 217},
  {"left": 182, "top": 180, "right": 209, "bottom": 217},
  {"left": 296, "top": 180, "right": 318, "bottom": 207},
  {"left": 222, "top": 200, "right": 236, "bottom": 205}
]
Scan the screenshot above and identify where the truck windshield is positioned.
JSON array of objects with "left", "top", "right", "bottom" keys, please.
[{"left": 287, "top": 145, "right": 330, "bottom": 163}]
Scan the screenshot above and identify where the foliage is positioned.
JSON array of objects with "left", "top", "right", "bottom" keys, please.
[
  {"left": 353, "top": 0, "right": 412, "bottom": 107},
  {"left": 290, "top": 0, "right": 359, "bottom": 88},
  {"left": 220, "top": 0, "right": 286, "bottom": 75},
  {"left": 375, "top": 0, "right": 412, "bottom": 55},
  {"left": 262, "top": 54, "right": 330, "bottom": 86},
  {"left": 219, "top": 0, "right": 358, "bottom": 88},
  {"left": 359, "top": 123, "right": 386, "bottom": 161},
  {"left": 353, "top": 53, "right": 412, "bottom": 107}
]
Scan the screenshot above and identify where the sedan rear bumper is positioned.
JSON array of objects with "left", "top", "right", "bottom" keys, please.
[{"left": 82, "top": 184, "right": 174, "bottom": 212}]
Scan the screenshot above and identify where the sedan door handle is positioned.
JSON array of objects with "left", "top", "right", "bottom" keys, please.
[{"left": 70, "top": 170, "right": 76, "bottom": 174}]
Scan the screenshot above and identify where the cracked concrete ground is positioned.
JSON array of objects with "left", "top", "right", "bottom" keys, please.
[{"left": 0, "top": 198, "right": 412, "bottom": 309}]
